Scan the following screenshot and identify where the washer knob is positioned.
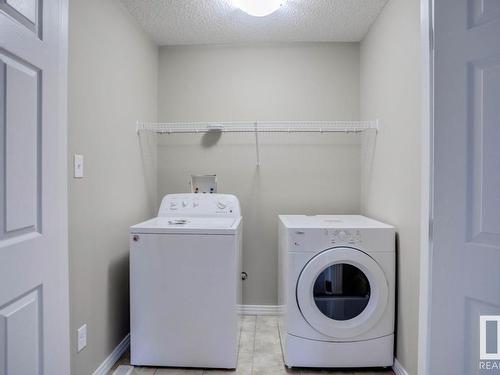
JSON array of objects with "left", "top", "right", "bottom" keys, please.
[{"left": 217, "top": 201, "right": 226, "bottom": 209}]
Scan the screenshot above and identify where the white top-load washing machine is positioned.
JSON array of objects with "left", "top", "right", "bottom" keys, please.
[
  {"left": 278, "top": 215, "right": 395, "bottom": 368},
  {"left": 130, "top": 193, "right": 242, "bottom": 369}
]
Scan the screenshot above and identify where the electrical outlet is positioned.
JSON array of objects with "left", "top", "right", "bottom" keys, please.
[{"left": 77, "top": 324, "right": 87, "bottom": 352}]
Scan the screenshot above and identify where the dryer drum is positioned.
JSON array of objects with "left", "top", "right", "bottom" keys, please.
[
  {"left": 313, "top": 263, "right": 371, "bottom": 321},
  {"left": 296, "top": 247, "right": 389, "bottom": 339}
]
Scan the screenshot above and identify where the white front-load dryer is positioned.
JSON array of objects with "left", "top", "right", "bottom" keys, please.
[{"left": 278, "top": 215, "right": 395, "bottom": 368}]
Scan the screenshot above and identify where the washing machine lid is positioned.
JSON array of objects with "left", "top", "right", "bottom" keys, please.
[
  {"left": 130, "top": 216, "right": 241, "bottom": 235},
  {"left": 296, "top": 247, "right": 389, "bottom": 340}
]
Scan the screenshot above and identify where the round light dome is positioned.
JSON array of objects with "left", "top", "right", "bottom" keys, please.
[{"left": 232, "top": 0, "right": 285, "bottom": 17}]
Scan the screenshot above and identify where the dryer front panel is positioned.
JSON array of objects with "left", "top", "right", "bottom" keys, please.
[{"left": 296, "top": 247, "right": 389, "bottom": 340}]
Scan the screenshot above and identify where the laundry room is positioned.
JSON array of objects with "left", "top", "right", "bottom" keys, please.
[{"left": 66, "top": 1, "right": 422, "bottom": 374}]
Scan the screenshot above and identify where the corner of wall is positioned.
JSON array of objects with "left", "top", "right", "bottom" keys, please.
[
  {"left": 359, "top": 0, "right": 422, "bottom": 374},
  {"left": 68, "top": 0, "right": 159, "bottom": 374}
]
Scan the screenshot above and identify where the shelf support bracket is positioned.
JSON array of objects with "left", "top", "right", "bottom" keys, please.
[{"left": 254, "top": 122, "right": 260, "bottom": 167}]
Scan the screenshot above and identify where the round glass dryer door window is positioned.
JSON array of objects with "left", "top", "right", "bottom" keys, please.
[
  {"left": 296, "top": 247, "right": 388, "bottom": 339},
  {"left": 313, "top": 263, "right": 370, "bottom": 321}
]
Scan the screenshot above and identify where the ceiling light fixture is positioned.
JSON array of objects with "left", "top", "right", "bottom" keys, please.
[{"left": 232, "top": 0, "right": 285, "bottom": 17}]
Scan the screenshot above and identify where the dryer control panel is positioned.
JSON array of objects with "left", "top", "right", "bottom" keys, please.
[
  {"left": 288, "top": 228, "right": 364, "bottom": 252},
  {"left": 280, "top": 215, "right": 395, "bottom": 254},
  {"left": 324, "top": 229, "right": 363, "bottom": 245},
  {"left": 158, "top": 193, "right": 241, "bottom": 218}
]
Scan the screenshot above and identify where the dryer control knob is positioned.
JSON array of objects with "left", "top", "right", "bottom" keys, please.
[
  {"left": 338, "top": 231, "right": 347, "bottom": 241},
  {"left": 217, "top": 201, "right": 227, "bottom": 209}
]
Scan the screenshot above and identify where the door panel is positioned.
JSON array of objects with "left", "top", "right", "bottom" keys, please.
[
  {"left": 469, "top": 0, "right": 500, "bottom": 27},
  {"left": 430, "top": 0, "right": 500, "bottom": 373},
  {"left": 468, "top": 57, "right": 500, "bottom": 244},
  {"left": 1, "top": 52, "right": 40, "bottom": 236},
  {"left": 0, "top": 0, "right": 40, "bottom": 34},
  {"left": 0, "top": 0, "right": 69, "bottom": 374},
  {"left": 0, "top": 287, "right": 41, "bottom": 375},
  {"left": 5, "top": 0, "right": 37, "bottom": 22}
]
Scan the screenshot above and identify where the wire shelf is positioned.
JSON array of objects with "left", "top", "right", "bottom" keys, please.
[
  {"left": 136, "top": 120, "right": 379, "bottom": 134},
  {"left": 136, "top": 120, "right": 379, "bottom": 166}
]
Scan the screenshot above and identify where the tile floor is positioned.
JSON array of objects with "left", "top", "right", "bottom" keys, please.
[{"left": 110, "top": 316, "right": 394, "bottom": 375}]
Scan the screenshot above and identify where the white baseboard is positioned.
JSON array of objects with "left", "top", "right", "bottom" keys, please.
[
  {"left": 237, "top": 304, "right": 282, "bottom": 316},
  {"left": 92, "top": 333, "right": 130, "bottom": 375},
  {"left": 392, "top": 358, "right": 409, "bottom": 375}
]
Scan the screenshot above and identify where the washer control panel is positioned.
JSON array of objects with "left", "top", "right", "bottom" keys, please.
[
  {"left": 324, "top": 229, "right": 362, "bottom": 245},
  {"left": 158, "top": 193, "right": 241, "bottom": 218}
]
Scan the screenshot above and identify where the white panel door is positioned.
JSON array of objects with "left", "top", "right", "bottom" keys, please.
[
  {"left": 0, "top": 0, "right": 69, "bottom": 374},
  {"left": 430, "top": 0, "right": 500, "bottom": 374}
]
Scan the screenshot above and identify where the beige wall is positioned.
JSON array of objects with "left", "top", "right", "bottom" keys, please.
[
  {"left": 67, "top": 4, "right": 422, "bottom": 371},
  {"left": 360, "top": 0, "right": 421, "bottom": 374},
  {"left": 68, "top": 0, "right": 158, "bottom": 374},
  {"left": 157, "top": 43, "right": 362, "bottom": 305}
]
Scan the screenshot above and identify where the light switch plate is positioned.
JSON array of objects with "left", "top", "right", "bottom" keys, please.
[
  {"left": 74, "top": 154, "right": 84, "bottom": 178},
  {"left": 77, "top": 324, "right": 87, "bottom": 352}
]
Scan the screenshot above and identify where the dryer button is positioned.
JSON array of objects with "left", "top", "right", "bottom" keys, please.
[{"left": 291, "top": 236, "right": 305, "bottom": 250}]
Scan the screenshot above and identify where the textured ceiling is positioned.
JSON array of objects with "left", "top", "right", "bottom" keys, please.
[{"left": 120, "top": 0, "right": 388, "bottom": 46}]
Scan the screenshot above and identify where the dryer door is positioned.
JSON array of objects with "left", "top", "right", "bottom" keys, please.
[{"left": 296, "top": 247, "right": 388, "bottom": 339}]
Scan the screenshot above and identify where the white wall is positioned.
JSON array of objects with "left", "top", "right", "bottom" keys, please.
[
  {"left": 360, "top": 0, "right": 421, "bottom": 374},
  {"left": 157, "top": 43, "right": 361, "bottom": 305},
  {"left": 68, "top": 0, "right": 158, "bottom": 374}
]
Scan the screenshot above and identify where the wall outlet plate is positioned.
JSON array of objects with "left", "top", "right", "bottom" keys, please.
[
  {"left": 77, "top": 324, "right": 87, "bottom": 352},
  {"left": 74, "top": 154, "right": 84, "bottom": 178}
]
